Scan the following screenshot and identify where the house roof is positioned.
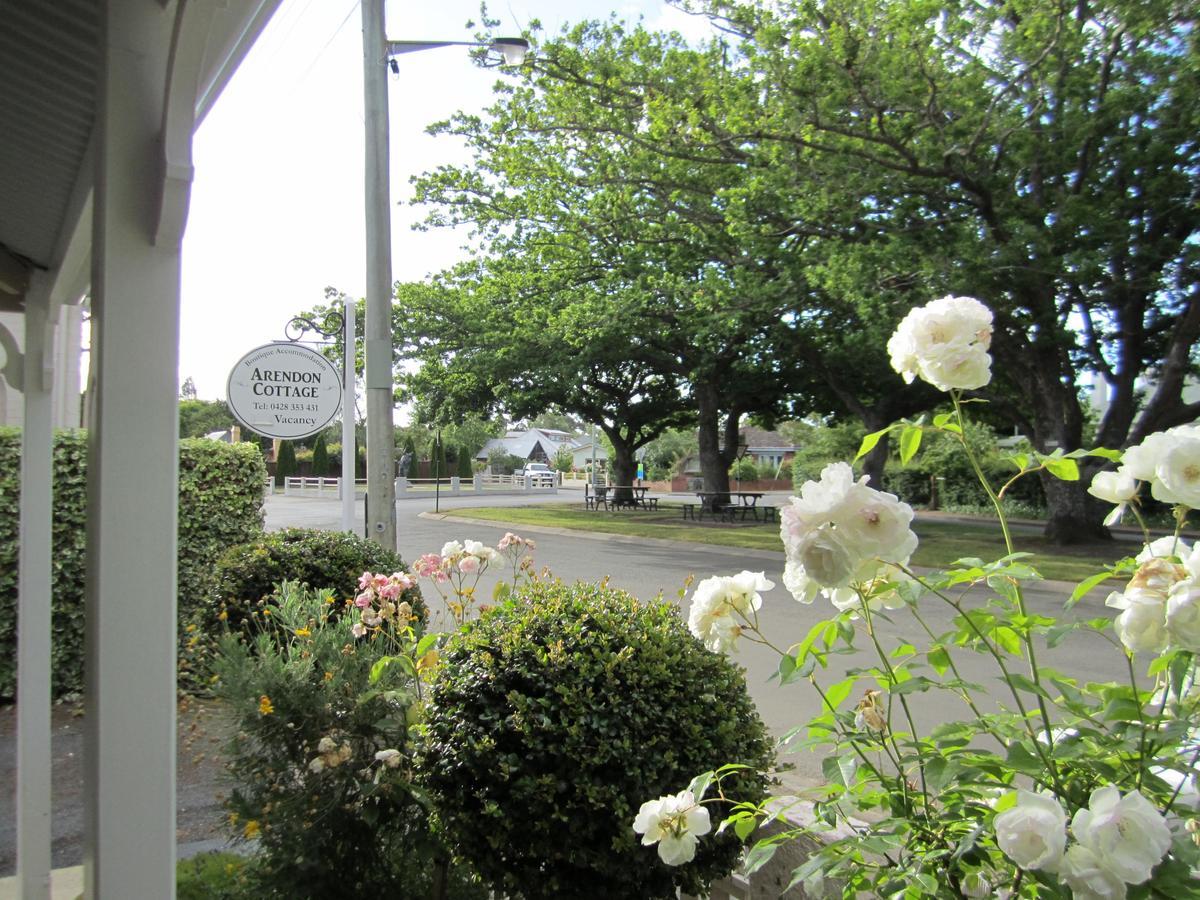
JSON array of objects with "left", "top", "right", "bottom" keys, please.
[{"left": 477, "top": 428, "right": 579, "bottom": 459}]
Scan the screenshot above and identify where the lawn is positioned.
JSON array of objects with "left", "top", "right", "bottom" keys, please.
[{"left": 445, "top": 502, "right": 1138, "bottom": 584}]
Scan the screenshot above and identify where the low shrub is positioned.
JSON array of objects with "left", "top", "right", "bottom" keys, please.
[
  {"left": 210, "top": 582, "right": 484, "bottom": 899},
  {"left": 420, "top": 579, "right": 774, "bottom": 900},
  {"left": 196, "top": 528, "right": 424, "bottom": 637}
]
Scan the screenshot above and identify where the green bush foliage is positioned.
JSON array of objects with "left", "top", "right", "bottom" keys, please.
[
  {"left": 456, "top": 444, "right": 474, "bottom": 478},
  {"left": 420, "top": 579, "right": 774, "bottom": 900},
  {"left": 211, "top": 583, "right": 484, "bottom": 899},
  {"left": 273, "top": 440, "right": 296, "bottom": 486},
  {"left": 310, "top": 434, "right": 329, "bottom": 476},
  {"left": 177, "top": 440, "right": 269, "bottom": 624},
  {"left": 197, "top": 528, "right": 424, "bottom": 638},
  {"left": 0, "top": 430, "right": 265, "bottom": 699},
  {"left": 728, "top": 457, "right": 760, "bottom": 481}
]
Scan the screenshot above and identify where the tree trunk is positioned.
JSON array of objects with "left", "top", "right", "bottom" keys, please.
[
  {"left": 603, "top": 426, "right": 638, "bottom": 504},
  {"left": 696, "top": 382, "right": 736, "bottom": 512},
  {"left": 1040, "top": 458, "right": 1110, "bottom": 544},
  {"left": 859, "top": 410, "right": 892, "bottom": 491}
]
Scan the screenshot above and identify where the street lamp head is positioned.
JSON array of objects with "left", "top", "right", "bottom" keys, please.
[{"left": 489, "top": 37, "right": 529, "bottom": 67}]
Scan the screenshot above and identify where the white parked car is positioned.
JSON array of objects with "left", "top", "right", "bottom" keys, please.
[{"left": 515, "top": 462, "right": 556, "bottom": 486}]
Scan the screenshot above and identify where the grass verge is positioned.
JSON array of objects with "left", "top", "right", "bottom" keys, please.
[{"left": 444, "top": 503, "right": 1134, "bottom": 584}]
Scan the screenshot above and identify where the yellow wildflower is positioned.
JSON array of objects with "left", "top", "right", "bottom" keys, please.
[
  {"left": 258, "top": 695, "right": 274, "bottom": 716},
  {"left": 295, "top": 627, "right": 311, "bottom": 638},
  {"left": 323, "top": 671, "right": 334, "bottom": 681},
  {"left": 218, "top": 610, "right": 228, "bottom": 621},
  {"left": 243, "top": 819, "right": 260, "bottom": 839}
]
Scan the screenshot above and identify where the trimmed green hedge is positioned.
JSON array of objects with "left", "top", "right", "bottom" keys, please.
[{"left": 0, "top": 429, "right": 266, "bottom": 699}]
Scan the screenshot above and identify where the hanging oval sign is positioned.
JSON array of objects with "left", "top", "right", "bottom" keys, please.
[{"left": 226, "top": 343, "right": 343, "bottom": 440}]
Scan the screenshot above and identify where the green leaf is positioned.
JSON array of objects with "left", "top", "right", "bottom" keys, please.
[
  {"left": 898, "top": 425, "right": 923, "bottom": 465},
  {"left": 1086, "top": 448, "right": 1123, "bottom": 461},
  {"left": 854, "top": 426, "right": 892, "bottom": 461},
  {"left": 687, "top": 770, "right": 714, "bottom": 801},
  {"left": 991, "top": 626, "right": 1022, "bottom": 656},
  {"left": 1004, "top": 673, "right": 1050, "bottom": 698},
  {"left": 1068, "top": 570, "right": 1116, "bottom": 608},
  {"left": 1042, "top": 456, "right": 1080, "bottom": 481},
  {"left": 927, "top": 645, "right": 950, "bottom": 676},
  {"left": 742, "top": 842, "right": 778, "bottom": 876},
  {"left": 822, "top": 677, "right": 855, "bottom": 712},
  {"left": 733, "top": 815, "right": 757, "bottom": 841},
  {"left": 891, "top": 675, "right": 935, "bottom": 695}
]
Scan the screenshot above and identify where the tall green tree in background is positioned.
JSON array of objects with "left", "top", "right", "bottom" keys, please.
[
  {"left": 679, "top": 0, "right": 1199, "bottom": 539},
  {"left": 311, "top": 433, "right": 330, "bottom": 477},
  {"left": 457, "top": 445, "right": 475, "bottom": 479},
  {"left": 274, "top": 440, "right": 297, "bottom": 487},
  {"left": 179, "top": 399, "right": 236, "bottom": 439}
]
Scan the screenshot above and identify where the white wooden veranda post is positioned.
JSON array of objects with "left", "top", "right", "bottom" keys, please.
[
  {"left": 85, "top": 3, "right": 181, "bottom": 896},
  {"left": 17, "top": 275, "right": 54, "bottom": 900}
]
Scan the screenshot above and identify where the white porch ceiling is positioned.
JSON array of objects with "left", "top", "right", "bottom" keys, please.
[{"left": 0, "top": 0, "right": 98, "bottom": 306}]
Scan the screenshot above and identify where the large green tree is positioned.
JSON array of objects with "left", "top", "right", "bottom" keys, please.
[{"left": 680, "top": 0, "right": 1200, "bottom": 538}]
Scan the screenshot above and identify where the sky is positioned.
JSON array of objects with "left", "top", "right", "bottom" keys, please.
[{"left": 179, "top": 0, "right": 716, "bottom": 406}]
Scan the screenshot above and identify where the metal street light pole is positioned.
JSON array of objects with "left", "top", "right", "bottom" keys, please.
[
  {"left": 341, "top": 294, "right": 356, "bottom": 533},
  {"left": 361, "top": 0, "right": 527, "bottom": 549},
  {"left": 362, "top": 0, "right": 395, "bottom": 549}
]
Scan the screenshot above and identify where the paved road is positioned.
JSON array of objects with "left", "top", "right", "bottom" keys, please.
[
  {"left": 268, "top": 490, "right": 1135, "bottom": 788},
  {"left": 0, "top": 488, "right": 1135, "bottom": 875}
]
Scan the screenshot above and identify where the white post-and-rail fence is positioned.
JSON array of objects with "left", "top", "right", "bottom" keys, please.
[{"left": 279, "top": 473, "right": 562, "bottom": 497}]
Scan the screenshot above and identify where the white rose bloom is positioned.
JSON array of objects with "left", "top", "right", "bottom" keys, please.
[
  {"left": 317, "top": 735, "right": 337, "bottom": 754},
  {"left": 1183, "top": 543, "right": 1200, "bottom": 580},
  {"left": 1167, "top": 580, "right": 1200, "bottom": 651},
  {"left": 439, "top": 540, "right": 463, "bottom": 559},
  {"left": 1152, "top": 431, "right": 1200, "bottom": 509},
  {"left": 993, "top": 790, "right": 1068, "bottom": 871},
  {"left": 632, "top": 790, "right": 711, "bottom": 866},
  {"left": 1136, "top": 536, "right": 1191, "bottom": 564},
  {"left": 1088, "top": 470, "right": 1138, "bottom": 504},
  {"left": 374, "top": 748, "right": 402, "bottom": 768},
  {"left": 1059, "top": 844, "right": 1127, "bottom": 900},
  {"left": 307, "top": 756, "right": 325, "bottom": 774},
  {"left": 782, "top": 560, "right": 820, "bottom": 605},
  {"left": 917, "top": 344, "right": 993, "bottom": 392},
  {"left": 687, "top": 572, "right": 772, "bottom": 652},
  {"left": 795, "top": 526, "right": 856, "bottom": 588},
  {"left": 830, "top": 483, "right": 918, "bottom": 561},
  {"left": 1112, "top": 589, "right": 1169, "bottom": 655},
  {"left": 1121, "top": 431, "right": 1177, "bottom": 483},
  {"left": 462, "top": 539, "right": 486, "bottom": 556},
  {"left": 1070, "top": 785, "right": 1171, "bottom": 885},
  {"left": 887, "top": 296, "right": 994, "bottom": 392}
]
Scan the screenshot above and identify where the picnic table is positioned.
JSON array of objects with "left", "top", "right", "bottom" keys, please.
[
  {"left": 585, "top": 484, "right": 661, "bottom": 511},
  {"left": 685, "top": 491, "right": 774, "bottom": 522}
]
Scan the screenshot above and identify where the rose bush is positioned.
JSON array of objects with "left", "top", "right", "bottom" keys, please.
[{"left": 639, "top": 297, "right": 1200, "bottom": 898}]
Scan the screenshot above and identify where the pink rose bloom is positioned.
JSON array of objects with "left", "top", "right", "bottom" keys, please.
[
  {"left": 351, "top": 622, "right": 366, "bottom": 638},
  {"left": 358, "top": 571, "right": 374, "bottom": 590},
  {"left": 413, "top": 554, "right": 442, "bottom": 578},
  {"left": 391, "top": 572, "right": 415, "bottom": 590},
  {"left": 372, "top": 574, "right": 390, "bottom": 590},
  {"left": 458, "top": 556, "right": 481, "bottom": 574},
  {"left": 379, "top": 582, "right": 404, "bottom": 600},
  {"left": 354, "top": 591, "right": 374, "bottom": 609}
]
